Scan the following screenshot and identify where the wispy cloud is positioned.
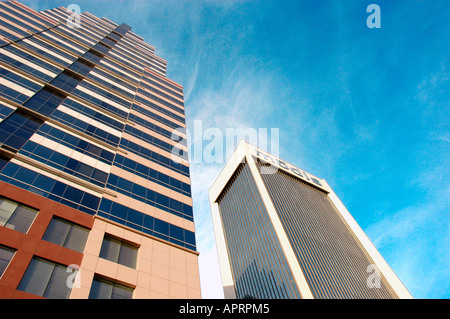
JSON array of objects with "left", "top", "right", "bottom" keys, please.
[
  {"left": 186, "top": 51, "right": 280, "bottom": 298},
  {"left": 366, "top": 185, "right": 450, "bottom": 298},
  {"left": 184, "top": 57, "right": 200, "bottom": 103}
]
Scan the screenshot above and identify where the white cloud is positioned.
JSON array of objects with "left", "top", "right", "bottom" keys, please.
[{"left": 187, "top": 60, "right": 279, "bottom": 298}]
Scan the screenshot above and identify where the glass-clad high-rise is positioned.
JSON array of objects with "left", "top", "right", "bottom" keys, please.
[
  {"left": 209, "top": 141, "right": 412, "bottom": 299},
  {"left": 0, "top": 1, "right": 200, "bottom": 299}
]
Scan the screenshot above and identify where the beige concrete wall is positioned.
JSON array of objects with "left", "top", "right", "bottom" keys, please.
[{"left": 70, "top": 217, "right": 201, "bottom": 299}]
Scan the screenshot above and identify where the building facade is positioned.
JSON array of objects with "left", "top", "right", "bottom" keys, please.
[
  {"left": 209, "top": 141, "right": 412, "bottom": 299},
  {"left": 0, "top": 1, "right": 201, "bottom": 299}
]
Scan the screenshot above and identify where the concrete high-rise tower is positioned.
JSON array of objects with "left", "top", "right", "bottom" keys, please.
[
  {"left": 209, "top": 141, "right": 412, "bottom": 299},
  {"left": 0, "top": 1, "right": 200, "bottom": 299}
]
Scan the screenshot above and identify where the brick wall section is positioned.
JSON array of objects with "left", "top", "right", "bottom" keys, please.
[{"left": 0, "top": 180, "right": 94, "bottom": 299}]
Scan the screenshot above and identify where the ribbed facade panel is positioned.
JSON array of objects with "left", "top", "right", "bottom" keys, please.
[{"left": 257, "top": 161, "right": 398, "bottom": 299}]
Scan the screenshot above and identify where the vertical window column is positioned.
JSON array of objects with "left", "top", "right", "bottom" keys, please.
[{"left": 0, "top": 111, "right": 43, "bottom": 152}]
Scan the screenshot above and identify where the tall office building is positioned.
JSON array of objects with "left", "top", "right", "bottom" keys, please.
[
  {"left": 0, "top": 1, "right": 200, "bottom": 299},
  {"left": 209, "top": 141, "right": 412, "bottom": 299}
]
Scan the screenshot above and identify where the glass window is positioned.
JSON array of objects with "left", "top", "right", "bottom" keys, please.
[
  {"left": 0, "top": 245, "right": 15, "bottom": 278},
  {"left": 88, "top": 277, "right": 133, "bottom": 299},
  {"left": 99, "top": 235, "right": 137, "bottom": 269},
  {"left": 82, "top": 49, "right": 104, "bottom": 64},
  {"left": 0, "top": 197, "right": 38, "bottom": 233},
  {"left": 42, "top": 217, "right": 90, "bottom": 253},
  {"left": 0, "top": 111, "right": 43, "bottom": 151},
  {"left": 17, "top": 258, "right": 75, "bottom": 299},
  {"left": 49, "top": 71, "right": 83, "bottom": 93},
  {"left": 69, "top": 60, "right": 94, "bottom": 76},
  {"left": 23, "top": 88, "right": 66, "bottom": 117}
]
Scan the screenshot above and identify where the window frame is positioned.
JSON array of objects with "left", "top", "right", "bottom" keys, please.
[
  {"left": 99, "top": 234, "right": 138, "bottom": 269},
  {"left": 17, "top": 257, "right": 76, "bottom": 299},
  {"left": 88, "top": 276, "right": 134, "bottom": 299},
  {"left": 0, "top": 196, "right": 38, "bottom": 233},
  {"left": 42, "top": 216, "right": 90, "bottom": 253}
]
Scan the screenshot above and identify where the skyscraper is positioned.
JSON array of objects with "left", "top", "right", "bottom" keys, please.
[
  {"left": 0, "top": 1, "right": 200, "bottom": 299},
  {"left": 209, "top": 141, "right": 412, "bottom": 299}
]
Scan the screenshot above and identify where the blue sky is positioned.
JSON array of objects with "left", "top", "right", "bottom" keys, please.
[{"left": 23, "top": 0, "right": 449, "bottom": 299}]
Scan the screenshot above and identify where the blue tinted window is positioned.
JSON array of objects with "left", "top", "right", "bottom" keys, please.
[
  {"left": 154, "top": 218, "right": 168, "bottom": 234},
  {"left": 0, "top": 111, "right": 43, "bottom": 151},
  {"left": 51, "top": 181, "right": 67, "bottom": 196},
  {"left": 50, "top": 72, "right": 83, "bottom": 93},
  {"left": 81, "top": 193, "right": 100, "bottom": 210},
  {"left": 0, "top": 84, "right": 30, "bottom": 104},
  {"left": 126, "top": 209, "right": 143, "bottom": 225},
  {"left": 13, "top": 167, "right": 37, "bottom": 184},
  {"left": 63, "top": 186, "right": 84, "bottom": 203},
  {"left": 18, "top": 37, "right": 76, "bottom": 66},
  {"left": 33, "top": 174, "right": 56, "bottom": 192},
  {"left": 185, "top": 231, "right": 196, "bottom": 246},
  {"left": 119, "top": 139, "right": 189, "bottom": 177},
  {"left": 169, "top": 224, "right": 184, "bottom": 241},
  {"left": 36, "top": 124, "right": 114, "bottom": 165},
  {"left": 82, "top": 49, "right": 104, "bottom": 64},
  {"left": 97, "top": 199, "right": 195, "bottom": 251},
  {"left": 69, "top": 60, "right": 94, "bottom": 76},
  {"left": 0, "top": 156, "right": 10, "bottom": 172},
  {"left": 142, "top": 214, "right": 154, "bottom": 230}
]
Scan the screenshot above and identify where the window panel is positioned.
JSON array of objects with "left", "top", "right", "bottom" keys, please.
[
  {"left": 88, "top": 279, "right": 112, "bottom": 299},
  {"left": 69, "top": 60, "right": 94, "bottom": 76},
  {"left": 81, "top": 49, "right": 104, "bottom": 64},
  {"left": 0, "top": 198, "right": 18, "bottom": 227},
  {"left": 42, "top": 217, "right": 89, "bottom": 253},
  {"left": 0, "top": 155, "right": 10, "bottom": 172},
  {"left": 42, "top": 218, "right": 71, "bottom": 246},
  {"left": 5, "top": 205, "right": 38, "bottom": 233},
  {"left": 49, "top": 71, "right": 83, "bottom": 93},
  {"left": 99, "top": 236, "right": 120, "bottom": 262},
  {"left": 44, "top": 264, "right": 73, "bottom": 299},
  {"left": 18, "top": 258, "right": 75, "bottom": 299},
  {"left": 2, "top": 46, "right": 62, "bottom": 76},
  {"left": 18, "top": 258, "right": 54, "bottom": 297},
  {"left": 0, "top": 245, "right": 15, "bottom": 278},
  {"left": 111, "top": 284, "right": 133, "bottom": 299},
  {"left": 88, "top": 278, "right": 133, "bottom": 299},
  {"left": 0, "top": 197, "right": 37, "bottom": 233},
  {"left": 64, "top": 224, "right": 89, "bottom": 252},
  {"left": 0, "top": 111, "right": 43, "bottom": 151},
  {"left": 24, "top": 88, "right": 66, "bottom": 117},
  {"left": 99, "top": 236, "right": 137, "bottom": 269},
  {"left": 118, "top": 243, "right": 137, "bottom": 269}
]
